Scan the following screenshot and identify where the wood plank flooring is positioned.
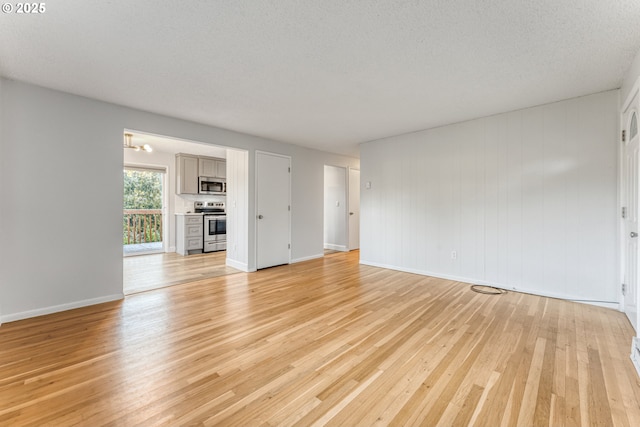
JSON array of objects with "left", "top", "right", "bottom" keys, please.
[
  {"left": 2, "top": 250, "right": 640, "bottom": 426},
  {"left": 124, "top": 251, "right": 241, "bottom": 294}
]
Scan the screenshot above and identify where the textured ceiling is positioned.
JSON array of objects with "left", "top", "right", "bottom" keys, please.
[{"left": 2, "top": 1, "right": 640, "bottom": 157}]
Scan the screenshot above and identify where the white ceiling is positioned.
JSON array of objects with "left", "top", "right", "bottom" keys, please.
[{"left": 2, "top": 1, "right": 640, "bottom": 157}]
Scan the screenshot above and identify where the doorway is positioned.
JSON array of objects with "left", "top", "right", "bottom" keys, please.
[
  {"left": 121, "top": 131, "right": 249, "bottom": 295},
  {"left": 123, "top": 166, "right": 165, "bottom": 256},
  {"left": 323, "top": 166, "right": 360, "bottom": 255},
  {"left": 324, "top": 165, "right": 348, "bottom": 253}
]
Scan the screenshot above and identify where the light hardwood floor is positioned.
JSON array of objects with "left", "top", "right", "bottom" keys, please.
[
  {"left": 124, "top": 250, "right": 241, "bottom": 294},
  {"left": 2, "top": 250, "right": 640, "bottom": 426}
]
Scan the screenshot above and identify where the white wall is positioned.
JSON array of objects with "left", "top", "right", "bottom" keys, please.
[
  {"left": 360, "top": 90, "right": 619, "bottom": 304},
  {"left": 621, "top": 46, "right": 640, "bottom": 106},
  {"left": 324, "top": 165, "right": 347, "bottom": 251},
  {"left": 0, "top": 79, "right": 358, "bottom": 322}
]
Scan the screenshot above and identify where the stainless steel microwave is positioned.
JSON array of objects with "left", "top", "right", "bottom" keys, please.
[{"left": 198, "top": 176, "right": 226, "bottom": 195}]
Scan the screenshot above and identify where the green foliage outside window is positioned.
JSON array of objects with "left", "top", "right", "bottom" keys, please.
[
  {"left": 124, "top": 170, "right": 162, "bottom": 209},
  {"left": 123, "top": 169, "right": 163, "bottom": 245}
]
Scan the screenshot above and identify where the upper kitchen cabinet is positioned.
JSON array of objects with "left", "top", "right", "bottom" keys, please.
[
  {"left": 199, "top": 157, "right": 226, "bottom": 179},
  {"left": 176, "top": 154, "right": 199, "bottom": 194}
]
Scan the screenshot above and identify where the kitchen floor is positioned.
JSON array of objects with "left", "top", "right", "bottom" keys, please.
[{"left": 123, "top": 251, "right": 241, "bottom": 294}]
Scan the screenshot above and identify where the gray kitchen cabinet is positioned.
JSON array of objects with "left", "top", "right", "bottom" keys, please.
[
  {"left": 199, "top": 157, "right": 226, "bottom": 178},
  {"left": 215, "top": 159, "right": 226, "bottom": 178},
  {"left": 176, "top": 214, "right": 203, "bottom": 255},
  {"left": 176, "top": 154, "right": 199, "bottom": 194},
  {"left": 198, "top": 157, "right": 216, "bottom": 177}
]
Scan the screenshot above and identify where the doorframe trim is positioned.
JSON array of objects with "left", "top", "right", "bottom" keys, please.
[{"left": 254, "top": 150, "right": 292, "bottom": 269}]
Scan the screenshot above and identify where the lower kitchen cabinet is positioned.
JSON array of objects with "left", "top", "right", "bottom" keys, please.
[{"left": 176, "top": 214, "right": 203, "bottom": 255}]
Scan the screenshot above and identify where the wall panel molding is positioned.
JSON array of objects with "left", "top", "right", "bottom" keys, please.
[{"left": 360, "top": 91, "right": 619, "bottom": 303}]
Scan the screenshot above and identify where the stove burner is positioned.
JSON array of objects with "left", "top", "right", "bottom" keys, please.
[{"left": 194, "top": 200, "right": 226, "bottom": 215}]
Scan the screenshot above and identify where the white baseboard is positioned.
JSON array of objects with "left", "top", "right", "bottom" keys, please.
[
  {"left": 359, "top": 259, "right": 473, "bottom": 284},
  {"left": 359, "top": 259, "right": 619, "bottom": 310},
  {"left": 292, "top": 254, "right": 324, "bottom": 263},
  {"left": 571, "top": 300, "right": 620, "bottom": 310},
  {"left": 167, "top": 246, "right": 176, "bottom": 253},
  {"left": 324, "top": 244, "right": 348, "bottom": 252},
  {"left": 226, "top": 258, "right": 250, "bottom": 272},
  {"left": 0, "top": 293, "right": 124, "bottom": 324}
]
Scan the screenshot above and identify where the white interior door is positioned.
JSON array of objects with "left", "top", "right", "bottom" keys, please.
[
  {"left": 623, "top": 103, "right": 639, "bottom": 331},
  {"left": 348, "top": 169, "right": 360, "bottom": 251},
  {"left": 256, "top": 152, "right": 291, "bottom": 269}
]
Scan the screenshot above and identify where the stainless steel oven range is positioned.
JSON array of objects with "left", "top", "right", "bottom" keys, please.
[{"left": 194, "top": 201, "right": 226, "bottom": 252}]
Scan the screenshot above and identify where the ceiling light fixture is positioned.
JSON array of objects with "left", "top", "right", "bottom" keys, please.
[{"left": 123, "top": 133, "right": 152, "bottom": 152}]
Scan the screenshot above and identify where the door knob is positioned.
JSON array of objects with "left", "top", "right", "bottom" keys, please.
[
  {"left": 349, "top": 212, "right": 354, "bottom": 216},
  {"left": 631, "top": 232, "right": 638, "bottom": 238},
  {"left": 258, "top": 214, "right": 264, "bottom": 219}
]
